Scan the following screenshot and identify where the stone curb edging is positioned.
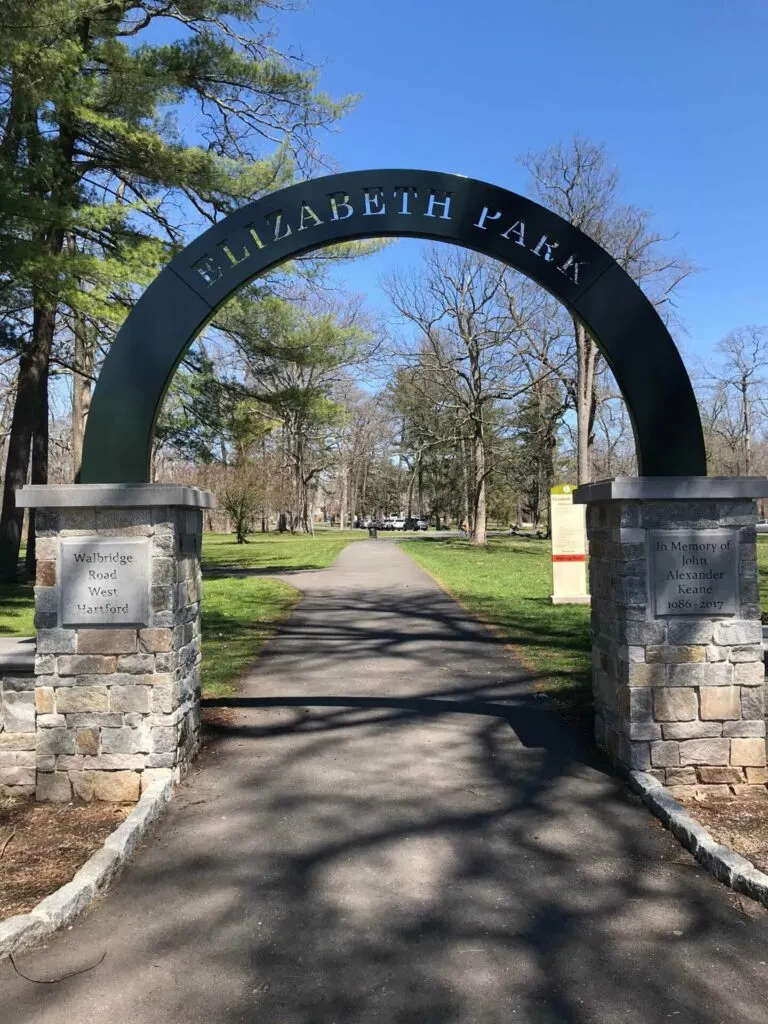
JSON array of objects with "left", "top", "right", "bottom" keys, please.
[
  {"left": 629, "top": 769, "right": 768, "bottom": 906},
  {"left": 0, "top": 776, "right": 173, "bottom": 959}
]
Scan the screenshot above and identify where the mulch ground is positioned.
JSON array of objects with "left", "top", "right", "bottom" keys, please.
[
  {"left": 0, "top": 798, "right": 130, "bottom": 920},
  {"left": 677, "top": 792, "right": 768, "bottom": 875}
]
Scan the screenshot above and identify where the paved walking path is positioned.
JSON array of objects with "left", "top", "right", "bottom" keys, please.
[{"left": 4, "top": 540, "right": 768, "bottom": 1023}]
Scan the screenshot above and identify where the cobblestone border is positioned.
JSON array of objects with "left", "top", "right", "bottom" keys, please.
[
  {"left": 629, "top": 769, "right": 768, "bottom": 905},
  {"left": 0, "top": 775, "right": 173, "bottom": 959}
]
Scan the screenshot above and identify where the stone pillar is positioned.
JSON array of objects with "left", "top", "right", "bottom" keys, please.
[
  {"left": 16, "top": 485, "right": 214, "bottom": 802},
  {"left": 575, "top": 478, "right": 768, "bottom": 796}
]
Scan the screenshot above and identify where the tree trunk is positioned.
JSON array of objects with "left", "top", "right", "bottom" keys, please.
[
  {"left": 0, "top": 303, "right": 55, "bottom": 582},
  {"left": 25, "top": 360, "right": 49, "bottom": 575},
  {"left": 339, "top": 464, "right": 348, "bottom": 530},
  {"left": 471, "top": 423, "right": 487, "bottom": 546},
  {"left": 70, "top": 237, "right": 94, "bottom": 481},
  {"left": 742, "top": 377, "right": 752, "bottom": 475},
  {"left": 574, "top": 318, "right": 598, "bottom": 484}
]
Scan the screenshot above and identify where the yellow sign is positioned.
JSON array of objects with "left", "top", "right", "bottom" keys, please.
[{"left": 550, "top": 485, "right": 590, "bottom": 605}]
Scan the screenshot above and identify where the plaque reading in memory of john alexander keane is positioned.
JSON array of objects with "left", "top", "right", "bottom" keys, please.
[
  {"left": 60, "top": 537, "right": 150, "bottom": 627},
  {"left": 649, "top": 529, "right": 739, "bottom": 617}
]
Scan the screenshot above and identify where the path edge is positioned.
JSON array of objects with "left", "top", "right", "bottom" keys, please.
[
  {"left": 0, "top": 775, "right": 173, "bottom": 959},
  {"left": 628, "top": 769, "right": 768, "bottom": 906}
]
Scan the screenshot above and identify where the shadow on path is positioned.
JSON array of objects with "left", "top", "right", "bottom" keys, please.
[{"left": 3, "top": 541, "right": 768, "bottom": 1023}]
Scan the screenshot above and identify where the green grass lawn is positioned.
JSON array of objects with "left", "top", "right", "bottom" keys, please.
[
  {"left": 402, "top": 535, "right": 593, "bottom": 711},
  {"left": 0, "top": 582, "right": 34, "bottom": 637}
]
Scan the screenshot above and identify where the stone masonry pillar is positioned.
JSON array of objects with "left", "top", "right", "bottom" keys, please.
[
  {"left": 16, "top": 484, "right": 214, "bottom": 802},
  {"left": 574, "top": 478, "right": 768, "bottom": 797}
]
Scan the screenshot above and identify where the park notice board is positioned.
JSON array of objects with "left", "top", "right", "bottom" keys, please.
[{"left": 550, "top": 484, "right": 590, "bottom": 605}]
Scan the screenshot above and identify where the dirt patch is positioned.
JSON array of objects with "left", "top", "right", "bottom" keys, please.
[
  {"left": 0, "top": 798, "right": 130, "bottom": 920},
  {"left": 677, "top": 793, "right": 768, "bottom": 874}
]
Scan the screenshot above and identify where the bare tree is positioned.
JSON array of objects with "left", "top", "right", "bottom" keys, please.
[
  {"left": 384, "top": 246, "right": 545, "bottom": 545},
  {"left": 520, "top": 136, "right": 694, "bottom": 483},
  {"left": 699, "top": 326, "right": 768, "bottom": 476}
]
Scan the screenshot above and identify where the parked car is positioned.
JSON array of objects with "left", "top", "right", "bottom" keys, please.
[
  {"left": 404, "top": 516, "right": 428, "bottom": 531},
  {"left": 757, "top": 519, "right": 768, "bottom": 534},
  {"left": 389, "top": 517, "right": 407, "bottom": 530}
]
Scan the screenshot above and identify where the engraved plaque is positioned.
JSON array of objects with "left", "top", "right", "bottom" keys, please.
[
  {"left": 60, "top": 537, "right": 150, "bottom": 627},
  {"left": 650, "top": 529, "right": 739, "bottom": 617}
]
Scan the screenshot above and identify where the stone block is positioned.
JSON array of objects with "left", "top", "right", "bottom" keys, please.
[
  {"left": 35, "top": 654, "right": 56, "bottom": 674},
  {"left": 0, "top": 766, "right": 36, "bottom": 789},
  {"left": 95, "top": 508, "right": 152, "bottom": 533},
  {"left": 664, "top": 767, "right": 698, "bottom": 786},
  {"left": 151, "top": 686, "right": 174, "bottom": 714},
  {"left": 150, "top": 727, "right": 177, "bottom": 753},
  {"left": 75, "top": 728, "right": 100, "bottom": 756},
  {"left": 0, "top": 733, "right": 36, "bottom": 750},
  {"left": 77, "top": 629, "right": 137, "bottom": 655},
  {"left": 37, "top": 729, "right": 76, "bottom": 756},
  {"left": 731, "top": 785, "right": 768, "bottom": 799},
  {"left": 624, "top": 722, "right": 663, "bottom": 741},
  {"left": 151, "top": 586, "right": 175, "bottom": 613},
  {"left": 59, "top": 508, "right": 96, "bottom": 532},
  {"left": 36, "top": 755, "right": 56, "bottom": 772},
  {"left": 730, "top": 738, "right": 767, "bottom": 767},
  {"left": 34, "top": 586, "right": 58, "bottom": 614},
  {"left": 65, "top": 712, "right": 123, "bottom": 728},
  {"left": 57, "top": 655, "right": 117, "bottom": 676},
  {"left": 667, "top": 663, "right": 732, "bottom": 687},
  {"left": 679, "top": 738, "right": 730, "bottom": 766},
  {"left": 36, "top": 713, "right": 67, "bottom": 728},
  {"left": 661, "top": 720, "right": 724, "bottom": 740},
  {"left": 117, "top": 654, "right": 155, "bottom": 674},
  {"left": 147, "top": 752, "right": 175, "bottom": 768},
  {"left": 651, "top": 741, "right": 680, "bottom": 767},
  {"left": 37, "top": 772, "right": 73, "bottom": 802},
  {"left": 730, "top": 645, "right": 763, "bottom": 663},
  {"left": 35, "top": 537, "right": 57, "bottom": 560},
  {"left": 154, "top": 651, "right": 176, "bottom": 673},
  {"left": 2, "top": 691, "right": 35, "bottom": 732},
  {"left": 741, "top": 678, "right": 766, "bottom": 722},
  {"left": 91, "top": 770, "right": 140, "bottom": 802},
  {"left": 705, "top": 645, "right": 728, "bottom": 662},
  {"left": 101, "top": 727, "right": 149, "bottom": 754},
  {"left": 139, "top": 628, "right": 173, "bottom": 653},
  {"left": 697, "top": 766, "right": 745, "bottom": 785},
  {"left": 700, "top": 686, "right": 741, "bottom": 720},
  {"left": 152, "top": 559, "right": 175, "bottom": 587},
  {"left": 70, "top": 772, "right": 95, "bottom": 802},
  {"left": 35, "top": 612, "right": 58, "bottom": 630},
  {"left": 36, "top": 560, "right": 56, "bottom": 587},
  {"left": 694, "top": 785, "right": 734, "bottom": 800},
  {"left": 86, "top": 753, "right": 145, "bottom": 770},
  {"left": 56, "top": 755, "right": 84, "bottom": 771},
  {"left": 109, "top": 686, "right": 151, "bottom": 713},
  {"left": 723, "top": 720, "right": 765, "bottom": 737},
  {"left": 734, "top": 662, "right": 764, "bottom": 686},
  {"left": 619, "top": 686, "right": 653, "bottom": 721},
  {"left": 2, "top": 674, "right": 35, "bottom": 691},
  {"left": 55, "top": 687, "right": 109, "bottom": 713},
  {"left": 140, "top": 768, "right": 173, "bottom": 794},
  {"left": 745, "top": 767, "right": 768, "bottom": 784},
  {"left": 618, "top": 736, "right": 651, "bottom": 769},
  {"left": 646, "top": 646, "right": 705, "bottom": 664},
  {"left": 713, "top": 620, "right": 762, "bottom": 645},
  {"left": 653, "top": 688, "right": 697, "bottom": 721},
  {"left": 35, "top": 687, "right": 55, "bottom": 714}
]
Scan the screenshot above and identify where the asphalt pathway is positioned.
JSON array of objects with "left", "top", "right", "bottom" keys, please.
[{"left": 4, "top": 540, "right": 768, "bottom": 1023}]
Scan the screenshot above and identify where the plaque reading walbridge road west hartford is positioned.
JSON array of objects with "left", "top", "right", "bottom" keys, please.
[
  {"left": 60, "top": 537, "right": 150, "bottom": 627},
  {"left": 650, "top": 530, "right": 739, "bottom": 617}
]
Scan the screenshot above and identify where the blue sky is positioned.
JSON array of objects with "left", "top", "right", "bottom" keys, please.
[{"left": 266, "top": 0, "right": 768, "bottom": 360}]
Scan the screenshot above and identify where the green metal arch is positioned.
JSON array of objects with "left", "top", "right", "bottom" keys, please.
[{"left": 81, "top": 169, "right": 706, "bottom": 482}]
